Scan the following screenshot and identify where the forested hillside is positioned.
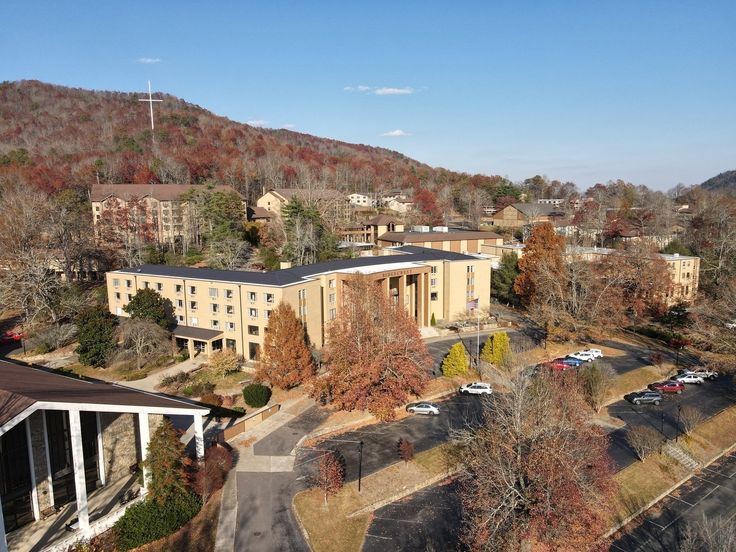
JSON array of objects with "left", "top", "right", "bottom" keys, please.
[
  {"left": 700, "top": 170, "right": 736, "bottom": 193},
  {"left": 0, "top": 80, "right": 444, "bottom": 203}
]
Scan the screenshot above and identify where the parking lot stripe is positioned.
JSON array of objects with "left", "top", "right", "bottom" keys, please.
[
  {"left": 667, "top": 494, "right": 694, "bottom": 507},
  {"left": 365, "top": 533, "right": 392, "bottom": 540},
  {"left": 373, "top": 517, "right": 420, "bottom": 523}
]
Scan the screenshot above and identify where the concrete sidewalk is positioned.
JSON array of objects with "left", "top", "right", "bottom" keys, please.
[{"left": 120, "top": 356, "right": 208, "bottom": 392}]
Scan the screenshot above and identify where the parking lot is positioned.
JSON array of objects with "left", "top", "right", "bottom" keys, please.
[
  {"left": 607, "top": 374, "right": 736, "bottom": 470},
  {"left": 363, "top": 478, "right": 463, "bottom": 552},
  {"left": 296, "top": 394, "right": 486, "bottom": 483},
  {"left": 610, "top": 453, "right": 736, "bottom": 551}
]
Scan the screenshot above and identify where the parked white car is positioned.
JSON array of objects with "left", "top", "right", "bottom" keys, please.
[
  {"left": 582, "top": 348, "right": 604, "bottom": 358},
  {"left": 567, "top": 351, "right": 597, "bottom": 362},
  {"left": 459, "top": 382, "right": 493, "bottom": 396},
  {"left": 678, "top": 367, "right": 719, "bottom": 381},
  {"left": 674, "top": 373, "right": 705, "bottom": 385},
  {"left": 406, "top": 402, "right": 440, "bottom": 416}
]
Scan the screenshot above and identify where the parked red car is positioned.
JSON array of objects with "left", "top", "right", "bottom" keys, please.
[
  {"left": 0, "top": 331, "right": 26, "bottom": 345},
  {"left": 538, "top": 360, "right": 571, "bottom": 371},
  {"left": 648, "top": 380, "right": 685, "bottom": 394}
]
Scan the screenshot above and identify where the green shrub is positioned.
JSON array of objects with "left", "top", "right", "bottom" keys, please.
[
  {"left": 190, "top": 381, "right": 215, "bottom": 396},
  {"left": 182, "top": 385, "right": 194, "bottom": 397},
  {"left": 430, "top": 313, "right": 437, "bottom": 326},
  {"left": 442, "top": 342, "right": 469, "bottom": 377},
  {"left": 242, "top": 383, "right": 272, "bottom": 407},
  {"left": 160, "top": 371, "right": 190, "bottom": 388},
  {"left": 114, "top": 492, "right": 201, "bottom": 550}
]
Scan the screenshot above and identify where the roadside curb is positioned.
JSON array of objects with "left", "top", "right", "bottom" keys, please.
[
  {"left": 213, "top": 463, "right": 238, "bottom": 552},
  {"left": 603, "top": 440, "right": 736, "bottom": 541},
  {"left": 347, "top": 467, "right": 461, "bottom": 518},
  {"left": 291, "top": 493, "right": 313, "bottom": 551}
]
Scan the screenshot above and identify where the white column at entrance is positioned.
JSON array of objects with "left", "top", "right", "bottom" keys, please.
[
  {"left": 95, "top": 413, "right": 106, "bottom": 486},
  {"left": 138, "top": 413, "right": 151, "bottom": 490},
  {"left": 0, "top": 493, "right": 8, "bottom": 552},
  {"left": 193, "top": 414, "right": 205, "bottom": 461},
  {"left": 68, "top": 410, "right": 90, "bottom": 535},
  {"left": 24, "top": 419, "right": 40, "bottom": 520},
  {"left": 41, "top": 412, "right": 55, "bottom": 508}
]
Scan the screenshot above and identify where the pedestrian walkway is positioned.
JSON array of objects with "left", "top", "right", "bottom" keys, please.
[
  {"left": 120, "top": 355, "right": 207, "bottom": 392},
  {"left": 214, "top": 396, "right": 317, "bottom": 552}
]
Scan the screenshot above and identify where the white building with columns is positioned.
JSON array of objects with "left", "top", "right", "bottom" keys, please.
[{"left": 0, "top": 361, "right": 208, "bottom": 552}]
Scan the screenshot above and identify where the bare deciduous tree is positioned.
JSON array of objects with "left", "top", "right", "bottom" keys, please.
[
  {"left": 679, "top": 405, "right": 704, "bottom": 436},
  {"left": 119, "top": 318, "right": 170, "bottom": 370},
  {"left": 625, "top": 425, "right": 663, "bottom": 461},
  {"left": 448, "top": 372, "right": 614, "bottom": 550}
]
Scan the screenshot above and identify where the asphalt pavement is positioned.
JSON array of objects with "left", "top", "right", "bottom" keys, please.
[
  {"left": 363, "top": 478, "right": 464, "bottom": 552},
  {"left": 235, "top": 406, "right": 328, "bottom": 552},
  {"left": 607, "top": 374, "right": 736, "bottom": 470},
  {"left": 296, "top": 394, "right": 486, "bottom": 483},
  {"left": 610, "top": 453, "right": 736, "bottom": 551}
]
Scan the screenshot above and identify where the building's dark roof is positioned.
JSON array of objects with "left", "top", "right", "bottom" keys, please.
[
  {"left": 91, "top": 183, "right": 244, "bottom": 202},
  {"left": 173, "top": 326, "right": 223, "bottom": 341},
  {"left": 115, "top": 247, "right": 478, "bottom": 287},
  {"left": 391, "top": 246, "right": 479, "bottom": 260},
  {"left": 377, "top": 231, "right": 502, "bottom": 243},
  {"left": 0, "top": 361, "right": 207, "bottom": 428},
  {"left": 247, "top": 206, "right": 275, "bottom": 220}
]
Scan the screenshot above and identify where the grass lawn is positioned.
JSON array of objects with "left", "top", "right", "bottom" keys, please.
[
  {"left": 611, "top": 453, "right": 689, "bottom": 525},
  {"left": 606, "top": 362, "right": 673, "bottom": 400},
  {"left": 293, "top": 446, "right": 453, "bottom": 552},
  {"left": 680, "top": 405, "right": 736, "bottom": 464}
]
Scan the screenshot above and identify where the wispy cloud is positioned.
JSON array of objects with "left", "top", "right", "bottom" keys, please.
[
  {"left": 381, "top": 129, "right": 411, "bottom": 137},
  {"left": 344, "top": 85, "right": 416, "bottom": 95},
  {"left": 374, "top": 87, "right": 414, "bottom": 96},
  {"left": 137, "top": 57, "right": 162, "bottom": 64},
  {"left": 246, "top": 119, "right": 270, "bottom": 127},
  {"left": 343, "top": 85, "right": 371, "bottom": 92}
]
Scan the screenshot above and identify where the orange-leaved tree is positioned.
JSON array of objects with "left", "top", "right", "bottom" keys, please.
[
  {"left": 513, "top": 222, "right": 566, "bottom": 306},
  {"left": 255, "top": 302, "right": 316, "bottom": 390},
  {"left": 311, "top": 274, "right": 430, "bottom": 421}
]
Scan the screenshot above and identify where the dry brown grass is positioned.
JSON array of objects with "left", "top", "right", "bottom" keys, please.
[
  {"left": 611, "top": 453, "right": 689, "bottom": 524},
  {"left": 680, "top": 405, "right": 736, "bottom": 463},
  {"left": 293, "top": 446, "right": 452, "bottom": 552}
]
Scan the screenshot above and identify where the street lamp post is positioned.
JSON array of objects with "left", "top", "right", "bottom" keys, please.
[
  {"left": 358, "top": 441, "right": 364, "bottom": 492},
  {"left": 476, "top": 310, "right": 481, "bottom": 379},
  {"left": 676, "top": 405, "right": 682, "bottom": 443},
  {"left": 661, "top": 411, "right": 665, "bottom": 439}
]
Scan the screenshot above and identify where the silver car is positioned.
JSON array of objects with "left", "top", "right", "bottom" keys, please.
[{"left": 406, "top": 402, "right": 440, "bottom": 416}]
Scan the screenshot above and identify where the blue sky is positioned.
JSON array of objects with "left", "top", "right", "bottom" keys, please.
[{"left": 3, "top": 1, "right": 735, "bottom": 190}]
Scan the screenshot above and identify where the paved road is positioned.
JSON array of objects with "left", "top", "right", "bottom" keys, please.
[
  {"left": 235, "top": 406, "right": 328, "bottom": 552},
  {"left": 297, "top": 395, "right": 486, "bottom": 483},
  {"left": 363, "top": 478, "right": 463, "bottom": 552},
  {"left": 607, "top": 374, "right": 736, "bottom": 470},
  {"left": 610, "top": 453, "right": 736, "bottom": 551}
]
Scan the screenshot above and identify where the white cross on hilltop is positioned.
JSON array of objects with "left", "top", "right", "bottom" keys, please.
[{"left": 138, "top": 80, "right": 163, "bottom": 131}]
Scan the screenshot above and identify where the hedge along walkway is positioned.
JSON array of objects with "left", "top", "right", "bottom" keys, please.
[{"left": 293, "top": 445, "right": 456, "bottom": 552}]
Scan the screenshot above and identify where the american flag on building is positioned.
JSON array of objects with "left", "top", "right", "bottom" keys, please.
[{"left": 466, "top": 298, "right": 479, "bottom": 310}]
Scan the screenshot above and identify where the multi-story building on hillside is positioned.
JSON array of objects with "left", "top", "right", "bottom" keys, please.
[
  {"left": 256, "top": 188, "right": 350, "bottom": 221},
  {"left": 91, "top": 184, "right": 246, "bottom": 245},
  {"left": 490, "top": 202, "right": 564, "bottom": 228},
  {"left": 105, "top": 246, "right": 491, "bottom": 360},
  {"left": 377, "top": 229, "right": 503, "bottom": 254}
]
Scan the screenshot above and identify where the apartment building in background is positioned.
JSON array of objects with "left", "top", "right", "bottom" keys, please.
[
  {"left": 377, "top": 228, "right": 503, "bottom": 254},
  {"left": 256, "top": 188, "right": 350, "bottom": 221},
  {"left": 105, "top": 246, "right": 491, "bottom": 360},
  {"left": 90, "top": 183, "right": 246, "bottom": 245}
]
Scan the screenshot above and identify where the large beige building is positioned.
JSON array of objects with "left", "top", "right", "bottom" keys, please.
[
  {"left": 91, "top": 184, "right": 246, "bottom": 245},
  {"left": 377, "top": 230, "right": 503, "bottom": 254},
  {"left": 105, "top": 247, "right": 491, "bottom": 360},
  {"left": 480, "top": 242, "right": 700, "bottom": 303},
  {"left": 490, "top": 203, "right": 564, "bottom": 228}
]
